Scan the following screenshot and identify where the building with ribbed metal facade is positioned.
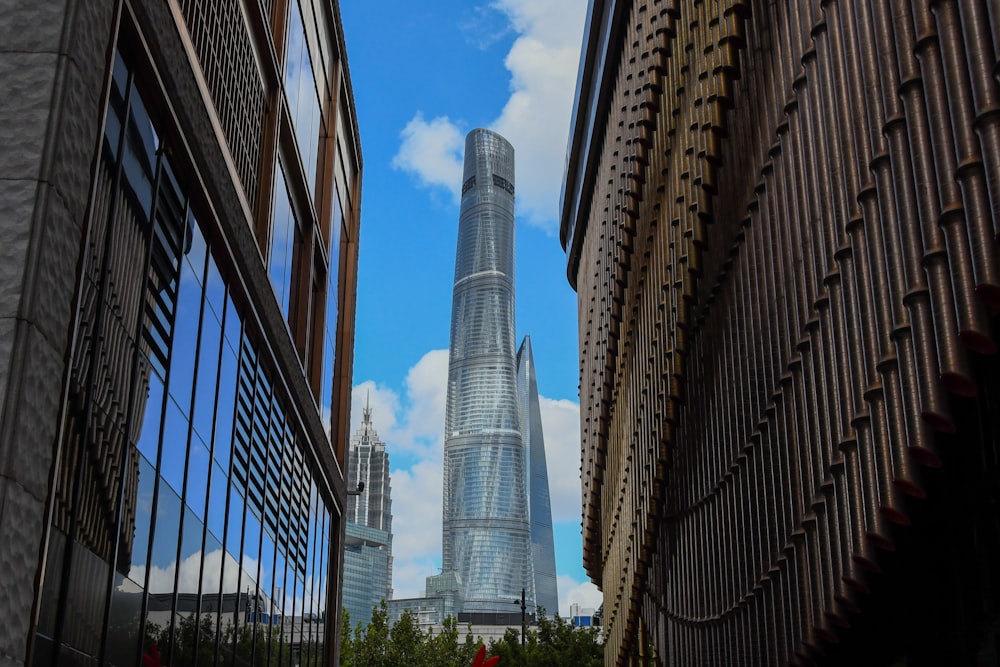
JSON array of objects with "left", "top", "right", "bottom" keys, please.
[
  {"left": 516, "top": 335, "right": 560, "bottom": 617},
  {"left": 0, "top": 1, "right": 362, "bottom": 665},
  {"left": 343, "top": 401, "right": 393, "bottom": 629},
  {"left": 443, "top": 128, "right": 533, "bottom": 615},
  {"left": 561, "top": 1, "right": 1000, "bottom": 665}
]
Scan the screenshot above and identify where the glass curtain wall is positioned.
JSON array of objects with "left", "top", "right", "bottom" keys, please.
[{"left": 34, "top": 48, "right": 334, "bottom": 667}]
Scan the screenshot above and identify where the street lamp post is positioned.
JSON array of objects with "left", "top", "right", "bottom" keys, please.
[{"left": 519, "top": 588, "right": 526, "bottom": 661}]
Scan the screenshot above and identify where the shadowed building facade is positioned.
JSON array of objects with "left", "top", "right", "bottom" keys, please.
[
  {"left": 0, "top": 0, "right": 362, "bottom": 665},
  {"left": 561, "top": 1, "right": 1000, "bottom": 665}
]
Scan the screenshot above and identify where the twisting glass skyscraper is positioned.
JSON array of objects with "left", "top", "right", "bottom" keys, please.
[{"left": 442, "top": 129, "right": 531, "bottom": 614}]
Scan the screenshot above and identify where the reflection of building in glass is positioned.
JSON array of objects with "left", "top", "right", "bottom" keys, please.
[
  {"left": 562, "top": 2, "right": 1000, "bottom": 665},
  {"left": 1, "top": 2, "right": 363, "bottom": 665},
  {"left": 342, "top": 401, "right": 393, "bottom": 629},
  {"left": 442, "top": 129, "right": 532, "bottom": 616},
  {"left": 516, "top": 336, "right": 559, "bottom": 617}
]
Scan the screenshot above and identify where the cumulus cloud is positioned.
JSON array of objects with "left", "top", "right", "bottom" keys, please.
[
  {"left": 539, "top": 396, "right": 582, "bottom": 523},
  {"left": 557, "top": 574, "right": 603, "bottom": 618},
  {"left": 392, "top": 114, "right": 466, "bottom": 203},
  {"left": 392, "top": 0, "right": 587, "bottom": 234}
]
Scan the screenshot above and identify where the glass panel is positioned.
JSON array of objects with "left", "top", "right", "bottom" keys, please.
[
  {"left": 205, "top": 250, "right": 226, "bottom": 326},
  {"left": 147, "top": 479, "right": 182, "bottom": 595},
  {"left": 224, "top": 289, "right": 242, "bottom": 352},
  {"left": 321, "top": 194, "right": 343, "bottom": 439},
  {"left": 168, "top": 225, "right": 203, "bottom": 415},
  {"left": 284, "top": 0, "right": 322, "bottom": 195},
  {"left": 123, "top": 87, "right": 157, "bottom": 217},
  {"left": 259, "top": 531, "right": 275, "bottom": 618},
  {"left": 128, "top": 455, "right": 157, "bottom": 584},
  {"left": 315, "top": 509, "right": 328, "bottom": 660},
  {"left": 160, "top": 397, "right": 189, "bottom": 494},
  {"left": 243, "top": 509, "right": 262, "bottom": 599},
  {"left": 192, "top": 300, "right": 222, "bottom": 443},
  {"left": 201, "top": 531, "right": 224, "bottom": 625},
  {"left": 225, "top": 486, "right": 245, "bottom": 568},
  {"left": 271, "top": 547, "right": 287, "bottom": 658},
  {"left": 171, "top": 506, "right": 204, "bottom": 662},
  {"left": 137, "top": 369, "right": 165, "bottom": 463},
  {"left": 185, "top": 433, "right": 210, "bottom": 518},
  {"left": 214, "top": 341, "right": 238, "bottom": 470},
  {"left": 106, "top": 574, "right": 143, "bottom": 667},
  {"left": 184, "top": 211, "right": 207, "bottom": 287},
  {"left": 269, "top": 162, "right": 297, "bottom": 321},
  {"left": 207, "top": 461, "right": 228, "bottom": 544},
  {"left": 220, "top": 551, "right": 242, "bottom": 659}
]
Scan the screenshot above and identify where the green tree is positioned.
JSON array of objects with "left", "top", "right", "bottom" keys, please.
[
  {"left": 486, "top": 614, "right": 603, "bottom": 667},
  {"left": 339, "top": 609, "right": 355, "bottom": 667}
]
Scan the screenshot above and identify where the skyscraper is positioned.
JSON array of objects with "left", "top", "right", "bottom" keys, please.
[
  {"left": 561, "top": 1, "right": 1000, "bottom": 665},
  {"left": 442, "top": 128, "right": 532, "bottom": 615},
  {"left": 343, "top": 400, "right": 393, "bottom": 629},
  {"left": 0, "top": 1, "right": 362, "bottom": 665},
  {"left": 516, "top": 336, "right": 559, "bottom": 616}
]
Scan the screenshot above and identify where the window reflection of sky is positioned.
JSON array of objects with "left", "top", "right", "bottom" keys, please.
[
  {"left": 284, "top": 0, "right": 322, "bottom": 197},
  {"left": 269, "top": 162, "right": 296, "bottom": 320}
]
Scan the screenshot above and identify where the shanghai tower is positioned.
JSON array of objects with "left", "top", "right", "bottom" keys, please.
[{"left": 442, "top": 129, "right": 531, "bottom": 614}]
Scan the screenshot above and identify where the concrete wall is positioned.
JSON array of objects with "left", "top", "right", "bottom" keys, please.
[{"left": 0, "top": 2, "right": 116, "bottom": 664}]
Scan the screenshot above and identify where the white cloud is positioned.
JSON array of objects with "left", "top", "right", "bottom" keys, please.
[
  {"left": 392, "top": 0, "right": 587, "bottom": 234},
  {"left": 390, "top": 459, "right": 443, "bottom": 561},
  {"left": 557, "top": 574, "right": 603, "bottom": 618},
  {"left": 391, "top": 114, "right": 465, "bottom": 202},
  {"left": 539, "top": 396, "right": 582, "bottom": 523}
]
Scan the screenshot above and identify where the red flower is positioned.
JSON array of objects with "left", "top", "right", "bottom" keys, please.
[{"left": 472, "top": 644, "right": 500, "bottom": 667}]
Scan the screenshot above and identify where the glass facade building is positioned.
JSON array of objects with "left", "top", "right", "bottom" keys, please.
[
  {"left": 0, "top": 1, "right": 362, "bottom": 665},
  {"left": 342, "top": 402, "right": 393, "bottom": 629},
  {"left": 442, "top": 129, "right": 532, "bottom": 615},
  {"left": 516, "top": 336, "right": 559, "bottom": 617}
]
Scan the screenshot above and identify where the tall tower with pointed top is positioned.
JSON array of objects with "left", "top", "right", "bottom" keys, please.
[
  {"left": 517, "top": 335, "right": 559, "bottom": 616},
  {"left": 343, "top": 398, "right": 393, "bottom": 628}
]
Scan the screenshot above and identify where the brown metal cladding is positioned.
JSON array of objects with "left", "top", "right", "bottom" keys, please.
[{"left": 562, "top": 0, "right": 1000, "bottom": 664}]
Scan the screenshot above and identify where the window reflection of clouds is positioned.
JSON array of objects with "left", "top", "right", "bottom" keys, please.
[
  {"left": 284, "top": 0, "right": 322, "bottom": 196},
  {"left": 64, "top": 47, "right": 341, "bottom": 664},
  {"left": 269, "top": 162, "right": 295, "bottom": 320}
]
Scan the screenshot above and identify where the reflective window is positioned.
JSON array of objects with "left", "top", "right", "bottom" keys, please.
[
  {"left": 207, "top": 461, "right": 228, "bottom": 542},
  {"left": 284, "top": 0, "right": 322, "bottom": 195},
  {"left": 269, "top": 161, "right": 300, "bottom": 323},
  {"left": 160, "top": 397, "right": 189, "bottom": 493},
  {"left": 320, "top": 193, "right": 343, "bottom": 437},
  {"left": 40, "top": 45, "right": 340, "bottom": 667},
  {"left": 185, "top": 434, "right": 211, "bottom": 518},
  {"left": 148, "top": 480, "right": 182, "bottom": 594}
]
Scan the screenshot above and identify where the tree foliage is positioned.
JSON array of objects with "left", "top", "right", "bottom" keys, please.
[{"left": 339, "top": 603, "right": 603, "bottom": 667}]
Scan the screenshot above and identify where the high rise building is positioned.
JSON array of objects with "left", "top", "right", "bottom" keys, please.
[
  {"left": 342, "top": 399, "right": 393, "bottom": 629},
  {"left": 516, "top": 336, "right": 559, "bottom": 616},
  {"left": 561, "top": 1, "right": 1000, "bottom": 665},
  {"left": 442, "top": 128, "right": 533, "bottom": 615},
  {"left": 0, "top": 1, "right": 362, "bottom": 665}
]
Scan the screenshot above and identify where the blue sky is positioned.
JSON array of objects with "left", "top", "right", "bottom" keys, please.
[{"left": 339, "top": 1, "right": 600, "bottom": 615}]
